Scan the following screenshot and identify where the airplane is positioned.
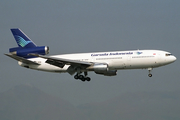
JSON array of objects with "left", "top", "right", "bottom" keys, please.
[{"left": 5, "top": 28, "right": 177, "bottom": 82}]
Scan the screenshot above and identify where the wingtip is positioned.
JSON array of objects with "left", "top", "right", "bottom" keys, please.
[{"left": 4, "top": 53, "right": 10, "bottom": 56}]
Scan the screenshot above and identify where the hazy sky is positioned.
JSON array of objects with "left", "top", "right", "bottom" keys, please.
[{"left": 1, "top": 0, "right": 180, "bottom": 106}]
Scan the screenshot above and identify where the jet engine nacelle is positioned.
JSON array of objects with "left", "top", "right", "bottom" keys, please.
[
  {"left": 9, "top": 46, "right": 49, "bottom": 58},
  {"left": 95, "top": 70, "right": 117, "bottom": 76},
  {"left": 88, "top": 64, "right": 117, "bottom": 76},
  {"left": 93, "top": 64, "right": 108, "bottom": 72}
]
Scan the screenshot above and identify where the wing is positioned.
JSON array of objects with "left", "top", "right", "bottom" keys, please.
[
  {"left": 4, "top": 53, "right": 40, "bottom": 65},
  {"left": 29, "top": 53, "right": 92, "bottom": 68}
]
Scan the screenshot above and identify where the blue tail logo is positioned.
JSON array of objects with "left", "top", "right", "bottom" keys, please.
[
  {"left": 11, "top": 28, "right": 37, "bottom": 48},
  {"left": 15, "top": 35, "right": 32, "bottom": 47}
]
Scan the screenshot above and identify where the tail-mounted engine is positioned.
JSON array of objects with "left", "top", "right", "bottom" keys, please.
[{"left": 9, "top": 46, "right": 49, "bottom": 58}]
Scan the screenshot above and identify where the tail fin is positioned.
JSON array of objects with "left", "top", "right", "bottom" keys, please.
[{"left": 11, "top": 28, "right": 37, "bottom": 48}]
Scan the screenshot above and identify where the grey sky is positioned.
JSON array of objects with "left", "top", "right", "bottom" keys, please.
[{"left": 1, "top": 0, "right": 180, "bottom": 107}]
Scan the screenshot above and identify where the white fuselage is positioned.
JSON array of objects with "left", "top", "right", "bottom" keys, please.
[{"left": 18, "top": 50, "right": 176, "bottom": 73}]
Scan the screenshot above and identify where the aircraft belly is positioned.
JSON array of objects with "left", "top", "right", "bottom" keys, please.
[
  {"left": 124, "top": 58, "right": 160, "bottom": 69},
  {"left": 108, "top": 60, "right": 125, "bottom": 69}
]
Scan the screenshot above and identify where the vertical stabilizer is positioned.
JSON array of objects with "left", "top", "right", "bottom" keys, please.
[{"left": 11, "top": 28, "right": 37, "bottom": 48}]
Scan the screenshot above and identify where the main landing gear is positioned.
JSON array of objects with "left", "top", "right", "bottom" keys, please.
[
  {"left": 148, "top": 68, "right": 153, "bottom": 77},
  {"left": 74, "top": 72, "right": 91, "bottom": 82}
]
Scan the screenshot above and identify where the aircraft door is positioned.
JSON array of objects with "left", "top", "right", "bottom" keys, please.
[{"left": 125, "top": 55, "right": 132, "bottom": 68}]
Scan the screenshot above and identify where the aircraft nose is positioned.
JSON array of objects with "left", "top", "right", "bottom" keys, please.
[
  {"left": 168, "top": 55, "right": 177, "bottom": 63},
  {"left": 172, "top": 56, "right": 177, "bottom": 62}
]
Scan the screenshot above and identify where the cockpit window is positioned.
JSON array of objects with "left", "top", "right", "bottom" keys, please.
[{"left": 165, "top": 53, "right": 172, "bottom": 56}]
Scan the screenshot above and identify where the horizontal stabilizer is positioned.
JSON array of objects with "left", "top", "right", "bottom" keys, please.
[{"left": 4, "top": 53, "right": 40, "bottom": 65}]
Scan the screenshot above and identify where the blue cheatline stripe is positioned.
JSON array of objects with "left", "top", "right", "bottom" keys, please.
[{"left": 15, "top": 35, "right": 32, "bottom": 47}]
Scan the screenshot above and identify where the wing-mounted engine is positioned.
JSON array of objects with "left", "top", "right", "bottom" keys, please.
[
  {"left": 95, "top": 70, "right": 117, "bottom": 76},
  {"left": 9, "top": 46, "right": 49, "bottom": 58},
  {"left": 87, "top": 63, "right": 117, "bottom": 76}
]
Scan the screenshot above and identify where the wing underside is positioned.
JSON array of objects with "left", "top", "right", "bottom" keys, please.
[
  {"left": 29, "top": 53, "right": 92, "bottom": 67},
  {"left": 29, "top": 53, "right": 93, "bottom": 75},
  {"left": 4, "top": 53, "right": 40, "bottom": 65},
  {"left": 6, "top": 53, "right": 93, "bottom": 75}
]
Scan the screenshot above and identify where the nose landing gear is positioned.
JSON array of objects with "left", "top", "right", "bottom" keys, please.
[{"left": 148, "top": 68, "right": 153, "bottom": 77}]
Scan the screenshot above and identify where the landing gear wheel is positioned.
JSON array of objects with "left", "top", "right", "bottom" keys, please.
[
  {"left": 79, "top": 75, "right": 85, "bottom": 81},
  {"left": 74, "top": 75, "right": 79, "bottom": 79},
  {"left": 148, "top": 74, "right": 152, "bottom": 77},
  {"left": 74, "top": 72, "right": 91, "bottom": 82},
  {"left": 86, "top": 77, "right": 91, "bottom": 81}
]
